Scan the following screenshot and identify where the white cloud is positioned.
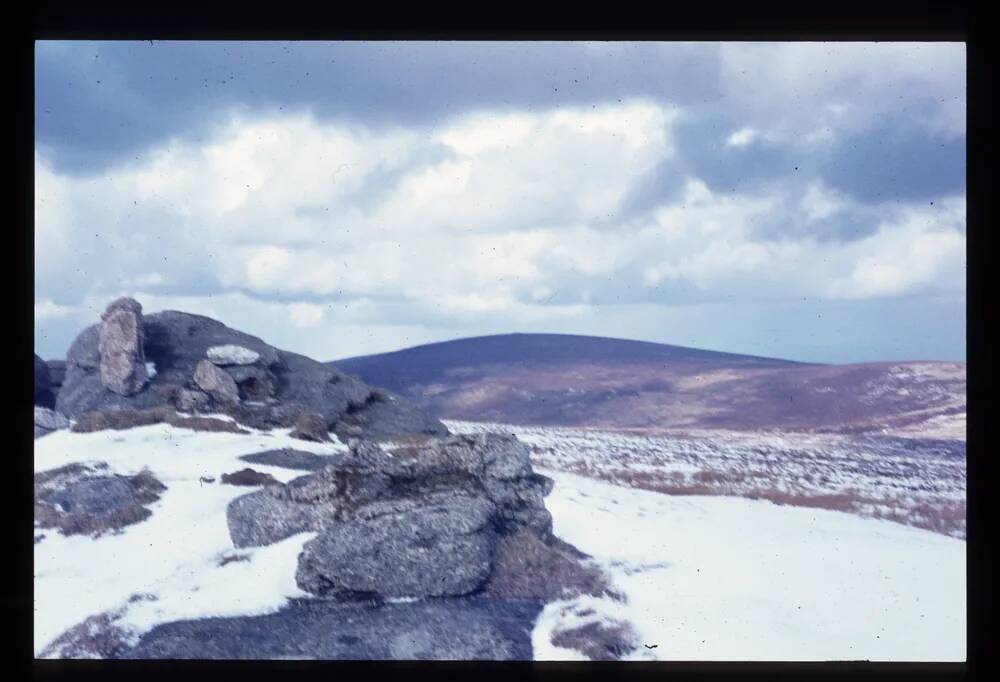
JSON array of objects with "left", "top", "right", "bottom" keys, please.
[
  {"left": 717, "top": 42, "right": 966, "bottom": 141},
  {"left": 800, "top": 183, "right": 847, "bottom": 221},
  {"left": 288, "top": 302, "right": 326, "bottom": 328},
  {"left": 35, "top": 96, "right": 965, "bottom": 361},
  {"left": 826, "top": 201, "right": 966, "bottom": 299},
  {"left": 725, "top": 127, "right": 758, "bottom": 148},
  {"left": 34, "top": 298, "right": 79, "bottom": 320}
]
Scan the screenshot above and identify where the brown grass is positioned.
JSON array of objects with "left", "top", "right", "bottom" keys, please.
[{"left": 548, "top": 463, "right": 965, "bottom": 539}]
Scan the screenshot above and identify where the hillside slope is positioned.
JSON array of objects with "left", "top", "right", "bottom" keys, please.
[{"left": 331, "top": 334, "right": 966, "bottom": 437}]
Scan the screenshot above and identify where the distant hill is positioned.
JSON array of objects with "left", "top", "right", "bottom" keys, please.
[{"left": 329, "top": 333, "right": 966, "bottom": 438}]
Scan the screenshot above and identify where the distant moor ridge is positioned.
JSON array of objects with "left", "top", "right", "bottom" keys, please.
[{"left": 331, "top": 334, "right": 966, "bottom": 438}]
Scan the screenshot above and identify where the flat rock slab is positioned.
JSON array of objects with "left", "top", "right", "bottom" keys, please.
[
  {"left": 34, "top": 463, "right": 167, "bottom": 538},
  {"left": 238, "top": 449, "right": 344, "bottom": 471},
  {"left": 121, "top": 596, "right": 544, "bottom": 660}
]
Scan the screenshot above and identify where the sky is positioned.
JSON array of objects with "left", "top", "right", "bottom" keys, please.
[{"left": 34, "top": 41, "right": 966, "bottom": 363}]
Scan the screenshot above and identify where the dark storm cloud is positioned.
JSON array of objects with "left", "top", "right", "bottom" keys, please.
[
  {"left": 36, "top": 41, "right": 722, "bottom": 176},
  {"left": 818, "top": 108, "right": 966, "bottom": 204}
]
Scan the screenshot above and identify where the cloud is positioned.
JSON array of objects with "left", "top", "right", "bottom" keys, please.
[
  {"left": 35, "top": 298, "right": 80, "bottom": 320},
  {"left": 725, "top": 127, "right": 758, "bottom": 148},
  {"left": 34, "top": 43, "right": 967, "bottom": 363},
  {"left": 288, "top": 302, "right": 326, "bottom": 328}
]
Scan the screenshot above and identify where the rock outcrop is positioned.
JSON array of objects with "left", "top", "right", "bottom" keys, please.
[
  {"left": 221, "top": 468, "right": 279, "bottom": 487},
  {"left": 98, "top": 298, "right": 149, "bottom": 396},
  {"left": 225, "top": 433, "right": 599, "bottom": 605},
  {"left": 70, "top": 406, "right": 248, "bottom": 434},
  {"left": 238, "top": 448, "right": 341, "bottom": 472},
  {"left": 46, "top": 359, "right": 66, "bottom": 390},
  {"left": 56, "top": 302, "right": 447, "bottom": 441},
  {"left": 34, "top": 462, "right": 166, "bottom": 538},
  {"left": 289, "top": 412, "right": 331, "bottom": 442},
  {"left": 35, "top": 354, "right": 55, "bottom": 408},
  {"left": 193, "top": 360, "right": 240, "bottom": 406},
  {"left": 34, "top": 406, "right": 71, "bottom": 439},
  {"left": 122, "top": 596, "right": 543, "bottom": 660}
]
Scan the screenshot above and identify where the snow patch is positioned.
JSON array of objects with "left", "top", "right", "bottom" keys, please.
[
  {"left": 33, "top": 424, "right": 346, "bottom": 655},
  {"left": 536, "top": 469, "right": 966, "bottom": 661}
]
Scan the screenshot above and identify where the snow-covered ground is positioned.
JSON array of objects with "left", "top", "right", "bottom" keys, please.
[
  {"left": 447, "top": 420, "right": 967, "bottom": 539},
  {"left": 35, "top": 421, "right": 966, "bottom": 661},
  {"left": 33, "top": 422, "right": 347, "bottom": 656},
  {"left": 533, "top": 469, "right": 965, "bottom": 661}
]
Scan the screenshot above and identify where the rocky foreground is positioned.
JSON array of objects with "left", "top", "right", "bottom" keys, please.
[{"left": 33, "top": 299, "right": 617, "bottom": 660}]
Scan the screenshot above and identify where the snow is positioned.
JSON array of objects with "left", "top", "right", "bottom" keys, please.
[
  {"left": 533, "top": 469, "right": 966, "bottom": 662},
  {"left": 35, "top": 421, "right": 965, "bottom": 661},
  {"left": 206, "top": 345, "right": 261, "bottom": 366},
  {"left": 447, "top": 419, "right": 967, "bottom": 539},
  {"left": 34, "top": 423, "right": 345, "bottom": 655},
  {"left": 144, "top": 361, "right": 157, "bottom": 379}
]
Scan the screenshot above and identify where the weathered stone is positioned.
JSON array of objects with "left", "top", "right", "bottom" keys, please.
[
  {"left": 481, "top": 530, "right": 612, "bottom": 601},
  {"left": 289, "top": 412, "right": 331, "bottom": 442},
  {"left": 550, "top": 619, "right": 640, "bottom": 661},
  {"left": 332, "top": 388, "right": 447, "bottom": 441},
  {"left": 347, "top": 440, "right": 392, "bottom": 468},
  {"left": 72, "top": 406, "right": 174, "bottom": 432},
  {"left": 34, "top": 463, "right": 166, "bottom": 537},
  {"left": 57, "top": 305, "right": 447, "bottom": 440},
  {"left": 224, "top": 364, "right": 277, "bottom": 401},
  {"left": 194, "top": 360, "right": 240, "bottom": 406},
  {"left": 207, "top": 344, "right": 261, "bottom": 366},
  {"left": 220, "top": 468, "right": 279, "bottom": 487},
  {"left": 34, "top": 406, "right": 71, "bottom": 431},
  {"left": 120, "top": 596, "right": 544, "bottom": 660},
  {"left": 238, "top": 448, "right": 342, "bottom": 472},
  {"left": 38, "top": 609, "right": 136, "bottom": 659},
  {"left": 46, "top": 359, "right": 67, "bottom": 388},
  {"left": 227, "top": 488, "right": 331, "bottom": 548},
  {"left": 35, "top": 354, "right": 53, "bottom": 406},
  {"left": 71, "top": 406, "right": 248, "bottom": 434},
  {"left": 174, "top": 387, "right": 211, "bottom": 413},
  {"left": 295, "top": 494, "right": 497, "bottom": 599},
  {"left": 98, "top": 297, "right": 148, "bottom": 396}
]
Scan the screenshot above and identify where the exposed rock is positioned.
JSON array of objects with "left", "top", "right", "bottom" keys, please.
[
  {"left": 194, "top": 360, "right": 240, "bottom": 406},
  {"left": 227, "top": 433, "right": 563, "bottom": 603},
  {"left": 295, "top": 493, "right": 497, "bottom": 599},
  {"left": 227, "top": 487, "right": 329, "bottom": 548},
  {"left": 122, "top": 596, "right": 543, "bottom": 660},
  {"left": 224, "top": 364, "right": 277, "bottom": 401},
  {"left": 34, "top": 406, "right": 71, "bottom": 431},
  {"left": 42, "top": 359, "right": 67, "bottom": 410},
  {"left": 38, "top": 609, "right": 136, "bottom": 659},
  {"left": 34, "top": 463, "right": 166, "bottom": 537},
  {"left": 98, "top": 297, "right": 148, "bottom": 396},
  {"left": 57, "top": 305, "right": 446, "bottom": 440},
  {"left": 34, "top": 354, "right": 54, "bottom": 407},
  {"left": 481, "top": 530, "right": 614, "bottom": 601},
  {"left": 550, "top": 619, "right": 640, "bottom": 661},
  {"left": 46, "top": 359, "right": 67, "bottom": 388},
  {"left": 239, "top": 448, "right": 341, "bottom": 472},
  {"left": 221, "top": 468, "right": 279, "bottom": 487},
  {"left": 173, "top": 387, "right": 211, "bottom": 413},
  {"left": 333, "top": 388, "right": 446, "bottom": 441},
  {"left": 348, "top": 439, "right": 393, "bottom": 468},
  {"left": 71, "top": 406, "right": 248, "bottom": 434},
  {"left": 207, "top": 344, "right": 261, "bottom": 366},
  {"left": 289, "top": 412, "right": 331, "bottom": 442}
]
